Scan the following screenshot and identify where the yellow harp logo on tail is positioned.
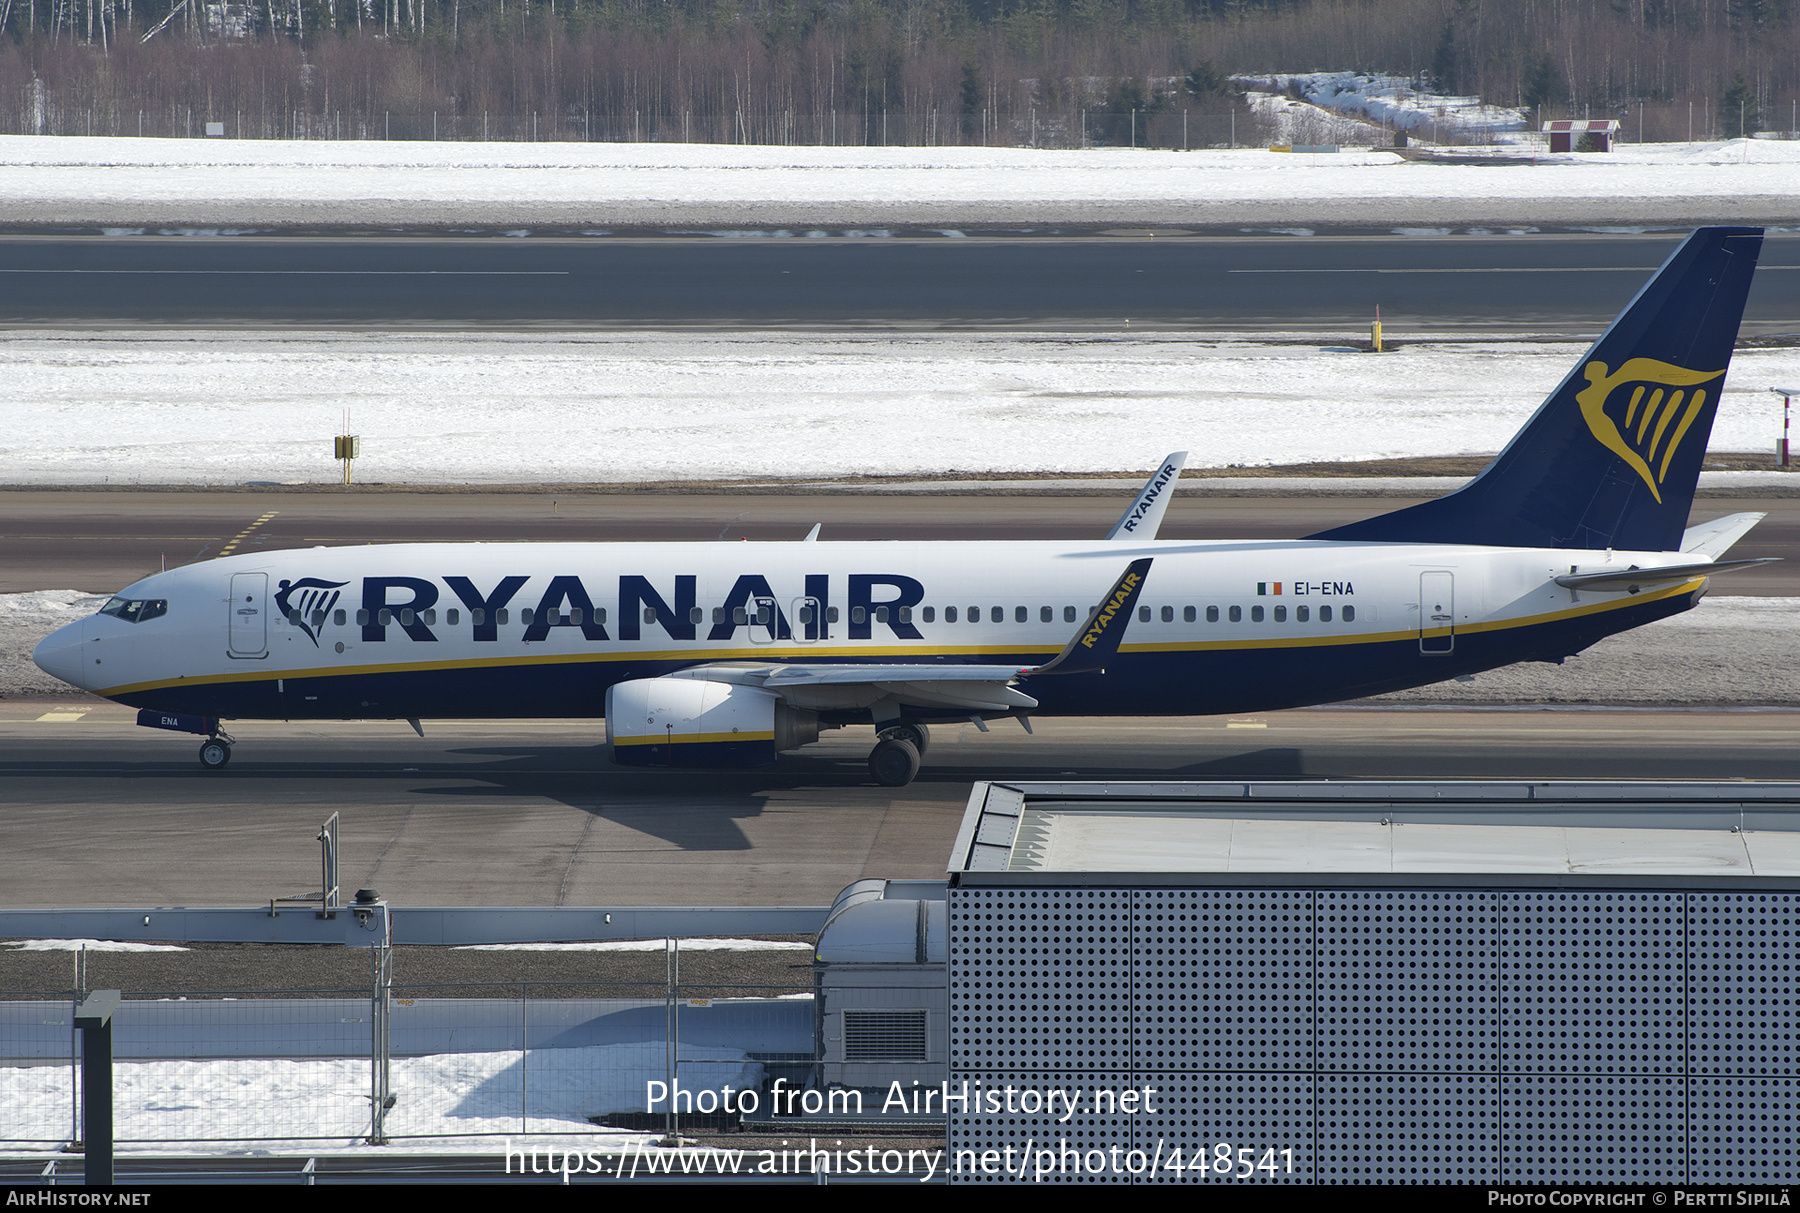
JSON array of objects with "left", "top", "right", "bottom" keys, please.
[{"left": 1575, "top": 358, "right": 1725, "bottom": 503}]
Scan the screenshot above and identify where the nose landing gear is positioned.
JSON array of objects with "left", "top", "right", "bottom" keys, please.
[{"left": 198, "top": 731, "right": 236, "bottom": 770}]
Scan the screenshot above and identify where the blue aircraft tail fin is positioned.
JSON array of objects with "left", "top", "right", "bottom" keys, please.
[{"left": 1310, "top": 227, "right": 1764, "bottom": 552}]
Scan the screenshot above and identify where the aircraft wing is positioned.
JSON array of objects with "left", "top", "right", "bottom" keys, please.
[
  {"left": 1105, "top": 452, "right": 1187, "bottom": 541},
  {"left": 1680, "top": 512, "right": 1765, "bottom": 558},
  {"left": 1553, "top": 558, "right": 1778, "bottom": 591}
]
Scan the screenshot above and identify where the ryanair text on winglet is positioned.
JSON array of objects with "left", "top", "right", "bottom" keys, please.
[
  {"left": 1081, "top": 571, "right": 1143, "bottom": 649},
  {"left": 1115, "top": 460, "right": 1181, "bottom": 534}
]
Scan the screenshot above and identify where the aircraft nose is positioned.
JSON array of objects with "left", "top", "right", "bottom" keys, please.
[{"left": 33, "top": 618, "right": 91, "bottom": 691}]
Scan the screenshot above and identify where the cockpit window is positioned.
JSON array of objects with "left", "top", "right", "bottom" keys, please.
[{"left": 99, "top": 597, "right": 168, "bottom": 624}]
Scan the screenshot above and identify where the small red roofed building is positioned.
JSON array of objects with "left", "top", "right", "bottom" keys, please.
[{"left": 1542, "top": 119, "right": 1621, "bottom": 151}]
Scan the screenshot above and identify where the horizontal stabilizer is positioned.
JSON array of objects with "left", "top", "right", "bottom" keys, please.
[
  {"left": 1553, "top": 558, "right": 1777, "bottom": 591},
  {"left": 1106, "top": 453, "right": 1187, "bottom": 541},
  {"left": 1681, "top": 512, "right": 1765, "bottom": 558}
]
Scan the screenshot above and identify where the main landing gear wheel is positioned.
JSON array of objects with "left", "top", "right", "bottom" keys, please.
[
  {"left": 198, "top": 738, "right": 232, "bottom": 770},
  {"left": 868, "top": 737, "right": 921, "bottom": 787},
  {"left": 880, "top": 723, "right": 930, "bottom": 759}
]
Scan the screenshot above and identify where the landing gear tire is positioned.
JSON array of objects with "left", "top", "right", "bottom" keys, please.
[
  {"left": 868, "top": 738, "right": 921, "bottom": 787},
  {"left": 198, "top": 739, "right": 232, "bottom": 770},
  {"left": 879, "top": 723, "right": 931, "bottom": 759}
]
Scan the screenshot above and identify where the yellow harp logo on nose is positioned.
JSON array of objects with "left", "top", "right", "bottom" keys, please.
[{"left": 1575, "top": 358, "right": 1725, "bottom": 503}]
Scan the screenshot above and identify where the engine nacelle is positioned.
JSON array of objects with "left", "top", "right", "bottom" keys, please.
[{"left": 606, "top": 677, "right": 820, "bottom": 768}]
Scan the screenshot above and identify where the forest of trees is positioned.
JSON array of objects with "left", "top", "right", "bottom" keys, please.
[{"left": 2, "top": 0, "right": 1796, "bottom": 142}]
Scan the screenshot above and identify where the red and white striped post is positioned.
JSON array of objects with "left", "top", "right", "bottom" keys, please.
[{"left": 1772, "top": 388, "right": 1799, "bottom": 469}]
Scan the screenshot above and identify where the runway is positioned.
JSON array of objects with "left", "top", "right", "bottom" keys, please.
[
  {"left": 2, "top": 702, "right": 1797, "bottom": 909},
  {"left": 5, "top": 488, "right": 1798, "bottom": 595},
  {"left": 5, "top": 232, "right": 1799, "bottom": 328}
]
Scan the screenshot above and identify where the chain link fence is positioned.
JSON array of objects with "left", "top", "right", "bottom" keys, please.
[{"left": 0, "top": 945, "right": 818, "bottom": 1152}]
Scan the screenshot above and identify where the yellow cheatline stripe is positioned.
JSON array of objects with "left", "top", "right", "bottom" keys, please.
[
  {"left": 95, "top": 578, "right": 1702, "bottom": 698},
  {"left": 215, "top": 511, "right": 280, "bottom": 560},
  {"left": 612, "top": 731, "right": 775, "bottom": 747}
]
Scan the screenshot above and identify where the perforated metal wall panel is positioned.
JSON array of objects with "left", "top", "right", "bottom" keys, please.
[
  {"left": 1141, "top": 1074, "right": 1313, "bottom": 1184},
  {"left": 951, "top": 888, "right": 1132, "bottom": 1071},
  {"left": 1688, "top": 893, "right": 1799, "bottom": 1076},
  {"left": 1319, "top": 890, "right": 1494, "bottom": 1073},
  {"left": 1502, "top": 1075, "right": 1686, "bottom": 1182},
  {"left": 1317, "top": 1076, "right": 1498, "bottom": 1183},
  {"left": 1134, "top": 890, "right": 1312, "bottom": 1071},
  {"left": 1502, "top": 892, "right": 1685, "bottom": 1075},
  {"left": 947, "top": 1071, "right": 1134, "bottom": 1184},
  {"left": 948, "top": 883, "right": 1800, "bottom": 1184},
  {"left": 1689, "top": 1075, "right": 1799, "bottom": 1183}
]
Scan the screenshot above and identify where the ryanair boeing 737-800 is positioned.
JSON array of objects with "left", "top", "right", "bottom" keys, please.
[{"left": 32, "top": 228, "right": 1776, "bottom": 786}]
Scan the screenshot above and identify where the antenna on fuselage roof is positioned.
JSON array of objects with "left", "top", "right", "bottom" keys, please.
[{"left": 1105, "top": 452, "right": 1187, "bottom": 542}]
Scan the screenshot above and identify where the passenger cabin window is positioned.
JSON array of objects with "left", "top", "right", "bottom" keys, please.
[
  {"left": 898, "top": 606, "right": 912, "bottom": 623},
  {"left": 990, "top": 606, "right": 1003, "bottom": 623},
  {"left": 521, "top": 608, "right": 536, "bottom": 625},
  {"left": 471, "top": 609, "right": 486, "bottom": 626},
  {"left": 378, "top": 609, "right": 393, "bottom": 626},
  {"left": 1275, "top": 605, "right": 1287, "bottom": 622},
  {"left": 1040, "top": 606, "right": 1052, "bottom": 623},
  {"left": 334, "top": 609, "right": 346, "bottom": 626},
  {"left": 497, "top": 608, "right": 510, "bottom": 625},
  {"left": 1184, "top": 606, "right": 1196, "bottom": 623},
  {"left": 1321, "top": 605, "right": 1333, "bottom": 622},
  {"left": 1161, "top": 605, "right": 1174, "bottom": 623},
  {"left": 827, "top": 607, "right": 839, "bottom": 623},
  {"left": 968, "top": 606, "right": 979, "bottom": 623},
  {"left": 1138, "top": 606, "right": 1151, "bottom": 623},
  {"left": 945, "top": 606, "right": 958, "bottom": 623},
  {"left": 357, "top": 609, "right": 369, "bottom": 625},
  {"left": 1297, "top": 605, "right": 1310, "bottom": 622},
  {"left": 1228, "top": 606, "right": 1241, "bottom": 622},
  {"left": 1251, "top": 605, "right": 1264, "bottom": 622},
  {"left": 689, "top": 607, "right": 703, "bottom": 625},
  {"left": 1206, "top": 606, "right": 1219, "bottom": 623},
  {"left": 874, "top": 606, "right": 889, "bottom": 623},
  {"left": 1064, "top": 606, "right": 1077, "bottom": 623},
  {"left": 1344, "top": 605, "right": 1357, "bottom": 622},
  {"left": 922, "top": 606, "right": 935, "bottom": 623},
  {"left": 851, "top": 606, "right": 866, "bottom": 624},
  {"left": 1015, "top": 606, "right": 1027, "bottom": 623},
  {"left": 447, "top": 609, "right": 460, "bottom": 626}
]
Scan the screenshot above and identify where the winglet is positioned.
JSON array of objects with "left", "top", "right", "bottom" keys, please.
[
  {"left": 803, "top": 523, "right": 822, "bottom": 542},
  {"left": 1105, "top": 453, "right": 1187, "bottom": 541},
  {"left": 1030, "top": 558, "right": 1153, "bottom": 676}
]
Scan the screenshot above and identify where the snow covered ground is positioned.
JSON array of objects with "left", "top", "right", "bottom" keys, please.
[
  {"left": 2, "top": 135, "right": 1797, "bottom": 226},
  {"left": 4, "top": 330, "right": 1798, "bottom": 487},
  {"left": 0, "top": 1044, "right": 755, "bottom": 1152}
]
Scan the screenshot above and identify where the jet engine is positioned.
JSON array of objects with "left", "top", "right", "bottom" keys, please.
[{"left": 606, "top": 677, "right": 820, "bottom": 768}]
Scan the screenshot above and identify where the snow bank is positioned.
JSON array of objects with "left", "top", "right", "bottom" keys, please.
[
  {"left": 2, "top": 331, "right": 1795, "bottom": 487},
  {"left": 0, "top": 1044, "right": 759, "bottom": 1147}
]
